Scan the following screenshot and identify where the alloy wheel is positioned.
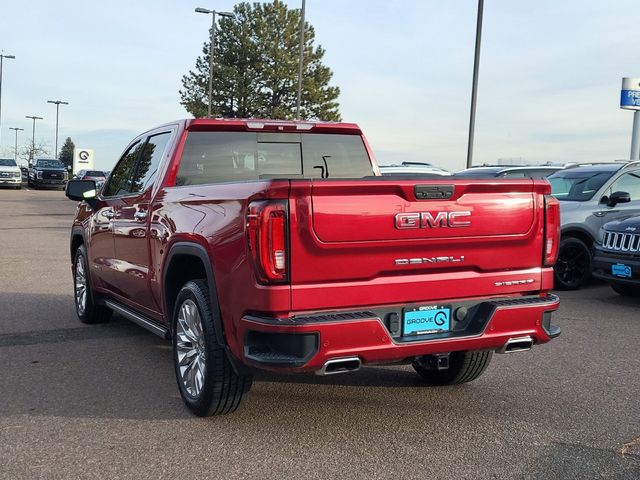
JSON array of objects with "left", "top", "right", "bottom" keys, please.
[
  {"left": 176, "top": 299, "right": 207, "bottom": 398},
  {"left": 74, "top": 256, "right": 87, "bottom": 316}
]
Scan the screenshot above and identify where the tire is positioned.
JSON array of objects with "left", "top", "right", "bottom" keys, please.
[
  {"left": 611, "top": 282, "right": 640, "bottom": 297},
  {"left": 554, "top": 237, "right": 592, "bottom": 290},
  {"left": 412, "top": 350, "right": 493, "bottom": 386},
  {"left": 73, "top": 245, "right": 112, "bottom": 324},
  {"left": 172, "top": 279, "right": 252, "bottom": 416}
]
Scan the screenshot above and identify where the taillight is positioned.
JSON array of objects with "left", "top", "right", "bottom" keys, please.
[
  {"left": 543, "top": 195, "right": 560, "bottom": 266},
  {"left": 246, "top": 200, "right": 289, "bottom": 284}
]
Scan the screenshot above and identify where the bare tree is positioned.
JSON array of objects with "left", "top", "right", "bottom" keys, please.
[{"left": 20, "top": 142, "right": 51, "bottom": 165}]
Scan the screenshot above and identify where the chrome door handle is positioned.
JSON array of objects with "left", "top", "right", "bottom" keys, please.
[{"left": 134, "top": 211, "right": 148, "bottom": 221}]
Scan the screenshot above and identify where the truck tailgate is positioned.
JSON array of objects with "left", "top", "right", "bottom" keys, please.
[{"left": 288, "top": 179, "right": 548, "bottom": 311}]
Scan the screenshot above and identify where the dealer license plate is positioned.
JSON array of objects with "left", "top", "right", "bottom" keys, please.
[
  {"left": 612, "top": 264, "right": 632, "bottom": 278},
  {"left": 403, "top": 305, "right": 451, "bottom": 336}
]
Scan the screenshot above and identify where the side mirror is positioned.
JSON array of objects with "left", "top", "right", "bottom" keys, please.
[
  {"left": 66, "top": 179, "right": 97, "bottom": 203},
  {"left": 607, "top": 191, "right": 631, "bottom": 207}
]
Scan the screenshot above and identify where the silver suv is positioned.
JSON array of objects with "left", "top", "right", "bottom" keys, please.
[{"left": 548, "top": 161, "right": 640, "bottom": 289}]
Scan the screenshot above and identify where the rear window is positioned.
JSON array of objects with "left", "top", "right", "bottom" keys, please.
[
  {"left": 85, "top": 170, "right": 104, "bottom": 176},
  {"left": 175, "top": 132, "right": 372, "bottom": 186}
]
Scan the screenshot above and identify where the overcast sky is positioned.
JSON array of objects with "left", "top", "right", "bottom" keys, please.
[{"left": 0, "top": 0, "right": 639, "bottom": 171}]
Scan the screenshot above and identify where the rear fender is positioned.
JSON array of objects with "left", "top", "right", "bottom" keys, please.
[{"left": 163, "top": 242, "right": 224, "bottom": 345}]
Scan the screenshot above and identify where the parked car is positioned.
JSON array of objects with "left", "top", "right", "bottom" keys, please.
[
  {"left": 592, "top": 215, "right": 640, "bottom": 296},
  {"left": 548, "top": 161, "right": 640, "bottom": 290},
  {"left": 379, "top": 161, "right": 451, "bottom": 176},
  {"left": 455, "top": 165, "right": 564, "bottom": 179},
  {"left": 64, "top": 118, "right": 561, "bottom": 417},
  {"left": 28, "top": 158, "right": 68, "bottom": 189},
  {"left": 0, "top": 158, "right": 23, "bottom": 189}
]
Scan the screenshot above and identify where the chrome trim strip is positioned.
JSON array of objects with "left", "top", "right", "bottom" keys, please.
[{"left": 104, "top": 300, "right": 169, "bottom": 339}]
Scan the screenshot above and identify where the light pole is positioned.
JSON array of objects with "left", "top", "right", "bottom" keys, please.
[
  {"left": 295, "top": 0, "right": 306, "bottom": 120},
  {"left": 25, "top": 115, "right": 43, "bottom": 164},
  {"left": 9, "top": 127, "right": 23, "bottom": 162},
  {"left": 195, "top": 7, "right": 235, "bottom": 118},
  {"left": 0, "top": 52, "right": 16, "bottom": 146},
  {"left": 47, "top": 100, "right": 69, "bottom": 158},
  {"left": 466, "top": 0, "right": 484, "bottom": 168}
]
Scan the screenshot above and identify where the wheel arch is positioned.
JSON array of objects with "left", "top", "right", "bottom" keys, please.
[
  {"left": 70, "top": 227, "right": 87, "bottom": 263},
  {"left": 163, "top": 242, "right": 225, "bottom": 347},
  {"left": 561, "top": 227, "right": 595, "bottom": 250}
]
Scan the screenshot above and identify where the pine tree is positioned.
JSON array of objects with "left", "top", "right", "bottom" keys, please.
[
  {"left": 59, "top": 137, "right": 75, "bottom": 170},
  {"left": 180, "top": 0, "right": 341, "bottom": 121}
]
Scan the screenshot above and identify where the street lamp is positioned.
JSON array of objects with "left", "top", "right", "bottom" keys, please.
[
  {"left": 466, "top": 0, "right": 484, "bottom": 168},
  {"left": 295, "top": 0, "right": 306, "bottom": 120},
  {"left": 0, "top": 52, "right": 16, "bottom": 146},
  {"left": 195, "top": 7, "right": 235, "bottom": 118},
  {"left": 9, "top": 127, "right": 24, "bottom": 163},
  {"left": 47, "top": 100, "right": 69, "bottom": 158},
  {"left": 25, "top": 115, "right": 43, "bottom": 164}
]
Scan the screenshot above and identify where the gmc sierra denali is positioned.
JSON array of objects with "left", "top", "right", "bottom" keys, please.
[{"left": 65, "top": 118, "right": 561, "bottom": 416}]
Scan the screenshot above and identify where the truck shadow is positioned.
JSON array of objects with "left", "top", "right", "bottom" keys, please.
[{"left": 255, "top": 366, "right": 426, "bottom": 388}]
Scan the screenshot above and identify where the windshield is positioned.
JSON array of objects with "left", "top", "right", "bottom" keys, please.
[
  {"left": 85, "top": 170, "right": 105, "bottom": 176},
  {"left": 0, "top": 159, "right": 17, "bottom": 167},
  {"left": 36, "top": 159, "right": 65, "bottom": 169},
  {"left": 549, "top": 171, "right": 613, "bottom": 201}
]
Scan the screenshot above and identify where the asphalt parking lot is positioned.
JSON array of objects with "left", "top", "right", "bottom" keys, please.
[{"left": 0, "top": 188, "right": 638, "bottom": 480}]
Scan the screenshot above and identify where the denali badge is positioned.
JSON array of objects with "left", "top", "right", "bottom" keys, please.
[
  {"left": 395, "top": 256, "right": 465, "bottom": 265},
  {"left": 395, "top": 211, "right": 471, "bottom": 229},
  {"left": 494, "top": 279, "right": 534, "bottom": 287}
]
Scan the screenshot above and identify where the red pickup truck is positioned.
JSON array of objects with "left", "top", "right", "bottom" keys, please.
[{"left": 65, "top": 118, "right": 561, "bottom": 416}]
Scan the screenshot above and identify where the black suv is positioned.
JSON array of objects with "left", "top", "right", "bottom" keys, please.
[
  {"left": 28, "top": 158, "right": 68, "bottom": 189},
  {"left": 592, "top": 214, "right": 640, "bottom": 296}
]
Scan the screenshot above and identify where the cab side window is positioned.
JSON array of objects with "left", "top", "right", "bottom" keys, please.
[
  {"left": 608, "top": 172, "right": 640, "bottom": 201},
  {"left": 130, "top": 132, "right": 172, "bottom": 194},
  {"left": 102, "top": 141, "right": 143, "bottom": 197}
]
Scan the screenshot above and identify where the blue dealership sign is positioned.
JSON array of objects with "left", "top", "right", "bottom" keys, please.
[
  {"left": 621, "top": 90, "right": 640, "bottom": 109},
  {"left": 621, "top": 78, "right": 640, "bottom": 110}
]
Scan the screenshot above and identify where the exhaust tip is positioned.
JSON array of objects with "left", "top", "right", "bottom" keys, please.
[
  {"left": 316, "top": 357, "right": 361, "bottom": 376},
  {"left": 498, "top": 336, "right": 534, "bottom": 354}
]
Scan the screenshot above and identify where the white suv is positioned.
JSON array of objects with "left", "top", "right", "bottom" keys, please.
[{"left": 0, "top": 159, "right": 22, "bottom": 189}]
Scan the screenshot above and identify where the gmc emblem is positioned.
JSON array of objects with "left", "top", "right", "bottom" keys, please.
[{"left": 395, "top": 211, "right": 471, "bottom": 229}]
